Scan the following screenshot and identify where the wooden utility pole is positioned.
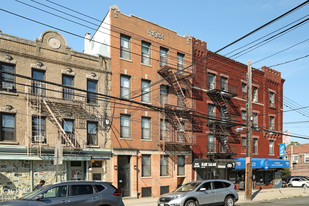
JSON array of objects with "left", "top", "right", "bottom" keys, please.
[{"left": 245, "top": 60, "right": 253, "bottom": 201}]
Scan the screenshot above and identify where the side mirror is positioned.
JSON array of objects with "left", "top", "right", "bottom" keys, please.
[
  {"left": 199, "top": 188, "right": 206, "bottom": 191},
  {"left": 35, "top": 194, "right": 44, "bottom": 200}
]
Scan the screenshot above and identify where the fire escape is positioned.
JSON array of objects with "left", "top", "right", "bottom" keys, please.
[
  {"left": 206, "top": 80, "right": 240, "bottom": 159},
  {"left": 158, "top": 56, "right": 195, "bottom": 152},
  {"left": 25, "top": 81, "right": 106, "bottom": 155}
]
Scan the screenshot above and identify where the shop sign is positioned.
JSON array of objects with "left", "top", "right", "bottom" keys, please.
[
  {"left": 226, "top": 163, "right": 234, "bottom": 169},
  {"left": 201, "top": 162, "right": 217, "bottom": 168}
]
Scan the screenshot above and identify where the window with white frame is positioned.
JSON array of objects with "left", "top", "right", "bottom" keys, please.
[
  {"left": 253, "top": 113, "right": 258, "bottom": 127},
  {"left": 160, "top": 118, "right": 169, "bottom": 141},
  {"left": 142, "top": 155, "right": 151, "bottom": 177},
  {"left": 177, "top": 155, "right": 185, "bottom": 176},
  {"left": 208, "top": 134, "right": 214, "bottom": 152},
  {"left": 142, "top": 117, "right": 151, "bottom": 140},
  {"left": 32, "top": 116, "right": 45, "bottom": 143},
  {"left": 1, "top": 113, "right": 16, "bottom": 141},
  {"left": 241, "top": 111, "right": 246, "bottom": 120},
  {"left": 1, "top": 63, "right": 15, "bottom": 92},
  {"left": 269, "top": 116, "right": 275, "bottom": 130},
  {"left": 221, "top": 77, "right": 228, "bottom": 91},
  {"left": 120, "top": 34, "right": 131, "bottom": 60},
  {"left": 120, "top": 114, "right": 131, "bottom": 139},
  {"left": 220, "top": 136, "right": 227, "bottom": 153},
  {"left": 304, "top": 153, "right": 309, "bottom": 163},
  {"left": 177, "top": 53, "right": 185, "bottom": 73},
  {"left": 253, "top": 138, "right": 258, "bottom": 154},
  {"left": 269, "top": 92, "right": 275, "bottom": 107},
  {"left": 208, "top": 104, "right": 215, "bottom": 119},
  {"left": 241, "top": 137, "right": 246, "bottom": 154},
  {"left": 253, "top": 87, "right": 258, "bottom": 103},
  {"left": 292, "top": 154, "right": 298, "bottom": 163},
  {"left": 160, "top": 155, "right": 169, "bottom": 176},
  {"left": 208, "top": 73, "right": 216, "bottom": 90},
  {"left": 160, "top": 85, "right": 168, "bottom": 105},
  {"left": 160, "top": 47, "right": 168, "bottom": 66},
  {"left": 141, "top": 80, "right": 151, "bottom": 103},
  {"left": 120, "top": 75, "right": 130, "bottom": 99},
  {"left": 141, "top": 41, "right": 151, "bottom": 65},
  {"left": 87, "top": 121, "right": 98, "bottom": 145},
  {"left": 269, "top": 140, "right": 274, "bottom": 154},
  {"left": 241, "top": 82, "right": 247, "bottom": 93}
]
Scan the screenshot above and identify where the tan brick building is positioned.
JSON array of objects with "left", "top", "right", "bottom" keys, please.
[
  {"left": 286, "top": 144, "right": 309, "bottom": 177},
  {"left": 0, "top": 30, "right": 112, "bottom": 197},
  {"left": 84, "top": 5, "right": 194, "bottom": 197}
]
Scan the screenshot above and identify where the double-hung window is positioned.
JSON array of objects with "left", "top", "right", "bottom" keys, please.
[
  {"left": 142, "top": 155, "right": 151, "bottom": 177},
  {"left": 120, "top": 75, "right": 130, "bottom": 99},
  {"left": 160, "top": 155, "right": 169, "bottom": 176},
  {"left": 87, "top": 80, "right": 97, "bottom": 104},
  {"left": 208, "top": 73, "right": 216, "bottom": 90},
  {"left": 32, "top": 116, "right": 45, "bottom": 143},
  {"left": 160, "top": 47, "right": 168, "bottom": 66},
  {"left": 62, "top": 75, "right": 74, "bottom": 100},
  {"left": 253, "top": 87, "right": 258, "bottom": 103},
  {"left": 141, "top": 117, "right": 151, "bottom": 140},
  {"left": 241, "top": 82, "right": 247, "bottom": 93},
  {"left": 208, "top": 134, "right": 214, "bottom": 152},
  {"left": 1, "top": 64, "right": 15, "bottom": 92},
  {"left": 32, "top": 70, "right": 45, "bottom": 95},
  {"left": 269, "top": 140, "right": 274, "bottom": 155},
  {"left": 87, "top": 122, "right": 98, "bottom": 145},
  {"left": 141, "top": 41, "right": 151, "bottom": 65},
  {"left": 1, "top": 114, "right": 15, "bottom": 141},
  {"left": 269, "top": 116, "right": 275, "bottom": 130},
  {"left": 253, "top": 138, "right": 258, "bottom": 154},
  {"left": 160, "top": 119, "right": 169, "bottom": 141},
  {"left": 241, "top": 137, "right": 246, "bottom": 154},
  {"left": 120, "top": 34, "right": 131, "bottom": 60},
  {"left": 241, "top": 111, "right": 246, "bottom": 121},
  {"left": 141, "top": 80, "right": 151, "bottom": 103},
  {"left": 221, "top": 77, "right": 228, "bottom": 91},
  {"left": 120, "top": 114, "right": 131, "bottom": 139},
  {"left": 63, "top": 119, "right": 74, "bottom": 144},
  {"left": 160, "top": 85, "right": 168, "bottom": 105},
  {"left": 253, "top": 113, "right": 258, "bottom": 127},
  {"left": 270, "top": 92, "right": 275, "bottom": 107},
  {"left": 208, "top": 104, "right": 215, "bottom": 119},
  {"left": 177, "top": 53, "right": 185, "bottom": 73},
  {"left": 177, "top": 156, "right": 185, "bottom": 176}
]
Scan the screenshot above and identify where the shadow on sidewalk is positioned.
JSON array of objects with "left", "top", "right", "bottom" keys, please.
[{"left": 251, "top": 188, "right": 262, "bottom": 200}]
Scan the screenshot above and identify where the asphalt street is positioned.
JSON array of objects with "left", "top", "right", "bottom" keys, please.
[{"left": 238, "top": 196, "right": 309, "bottom": 206}]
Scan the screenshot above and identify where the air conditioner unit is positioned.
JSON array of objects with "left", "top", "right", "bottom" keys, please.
[
  {"left": 34, "top": 135, "right": 45, "bottom": 143},
  {"left": 292, "top": 160, "right": 298, "bottom": 164},
  {"left": 2, "top": 82, "right": 13, "bottom": 90}
]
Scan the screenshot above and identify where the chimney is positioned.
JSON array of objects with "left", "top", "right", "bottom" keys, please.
[{"left": 84, "top": 32, "right": 91, "bottom": 53}]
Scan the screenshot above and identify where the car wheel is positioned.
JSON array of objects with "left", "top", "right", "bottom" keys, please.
[
  {"left": 224, "top": 196, "right": 234, "bottom": 206},
  {"left": 185, "top": 199, "right": 198, "bottom": 206},
  {"left": 288, "top": 184, "right": 293, "bottom": 187}
]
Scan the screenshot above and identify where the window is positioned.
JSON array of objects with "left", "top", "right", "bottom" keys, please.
[
  {"left": 177, "top": 53, "right": 185, "bottom": 73},
  {"left": 141, "top": 187, "right": 152, "bottom": 197},
  {"left": 269, "top": 116, "right": 275, "bottom": 130},
  {"left": 160, "top": 119, "right": 169, "bottom": 141},
  {"left": 253, "top": 113, "right": 258, "bottom": 127},
  {"left": 269, "top": 140, "right": 274, "bottom": 154},
  {"left": 87, "top": 122, "right": 97, "bottom": 145},
  {"left": 160, "top": 85, "right": 168, "bottom": 105},
  {"left": 253, "top": 87, "right": 258, "bottom": 103},
  {"left": 141, "top": 80, "right": 151, "bottom": 103},
  {"left": 208, "top": 104, "right": 215, "bottom": 118},
  {"left": 241, "top": 137, "right": 246, "bottom": 154},
  {"left": 141, "top": 41, "right": 151, "bottom": 65},
  {"left": 269, "top": 92, "right": 275, "bottom": 107},
  {"left": 213, "top": 181, "right": 225, "bottom": 189},
  {"left": 208, "top": 134, "right": 214, "bottom": 152},
  {"left": 1, "top": 114, "right": 15, "bottom": 141},
  {"left": 43, "top": 186, "right": 67, "bottom": 198},
  {"left": 221, "top": 77, "right": 228, "bottom": 91},
  {"left": 305, "top": 153, "right": 309, "bottom": 163},
  {"left": 120, "top": 34, "right": 131, "bottom": 60},
  {"left": 94, "top": 185, "right": 105, "bottom": 192},
  {"left": 142, "top": 155, "right": 151, "bottom": 177},
  {"left": 241, "top": 83, "right": 247, "bottom": 93},
  {"left": 87, "top": 80, "right": 97, "bottom": 104},
  {"left": 256, "top": 171, "right": 265, "bottom": 184},
  {"left": 32, "top": 70, "right": 45, "bottom": 95},
  {"left": 62, "top": 75, "right": 74, "bottom": 100},
  {"left": 142, "top": 117, "right": 151, "bottom": 140},
  {"left": 253, "top": 138, "right": 258, "bottom": 154},
  {"left": 177, "top": 155, "right": 185, "bottom": 176},
  {"left": 120, "top": 75, "right": 130, "bottom": 99},
  {"left": 120, "top": 114, "right": 131, "bottom": 139},
  {"left": 160, "top": 155, "right": 169, "bottom": 176},
  {"left": 32, "top": 117, "right": 45, "bottom": 143},
  {"left": 63, "top": 119, "right": 74, "bottom": 144},
  {"left": 160, "top": 186, "right": 169, "bottom": 195},
  {"left": 220, "top": 136, "right": 227, "bottom": 153},
  {"left": 292, "top": 154, "right": 298, "bottom": 163},
  {"left": 1, "top": 64, "right": 15, "bottom": 92},
  {"left": 71, "top": 185, "right": 94, "bottom": 196},
  {"left": 208, "top": 73, "right": 216, "bottom": 90},
  {"left": 177, "top": 121, "right": 185, "bottom": 142},
  {"left": 200, "top": 182, "right": 213, "bottom": 190},
  {"left": 241, "top": 111, "right": 246, "bottom": 120},
  {"left": 160, "top": 47, "right": 168, "bottom": 66}
]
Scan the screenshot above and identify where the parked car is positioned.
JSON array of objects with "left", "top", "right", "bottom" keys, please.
[
  {"left": 0, "top": 181, "right": 124, "bottom": 206},
  {"left": 288, "top": 177, "right": 309, "bottom": 187},
  {"left": 158, "top": 179, "right": 238, "bottom": 206},
  {"left": 285, "top": 176, "right": 309, "bottom": 184}
]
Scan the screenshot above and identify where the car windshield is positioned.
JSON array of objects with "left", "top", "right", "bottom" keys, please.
[
  {"left": 174, "top": 182, "right": 201, "bottom": 192},
  {"left": 18, "top": 185, "right": 48, "bottom": 200}
]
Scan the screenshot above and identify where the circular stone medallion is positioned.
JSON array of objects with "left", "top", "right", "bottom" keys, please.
[{"left": 48, "top": 37, "right": 61, "bottom": 49}]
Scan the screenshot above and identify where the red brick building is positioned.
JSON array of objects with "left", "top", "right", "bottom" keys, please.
[
  {"left": 191, "top": 38, "right": 289, "bottom": 189},
  {"left": 286, "top": 144, "right": 309, "bottom": 177},
  {"left": 85, "top": 5, "right": 194, "bottom": 197}
]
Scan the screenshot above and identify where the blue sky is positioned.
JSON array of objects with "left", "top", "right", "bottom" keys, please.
[{"left": 1, "top": 0, "right": 308, "bottom": 143}]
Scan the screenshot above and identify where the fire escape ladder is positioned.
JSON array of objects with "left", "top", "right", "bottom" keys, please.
[{"left": 42, "top": 99, "right": 75, "bottom": 148}]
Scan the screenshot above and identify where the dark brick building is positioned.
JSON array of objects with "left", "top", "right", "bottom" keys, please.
[{"left": 191, "top": 38, "right": 289, "bottom": 189}]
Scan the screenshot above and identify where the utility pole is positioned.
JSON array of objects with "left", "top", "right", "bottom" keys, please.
[{"left": 245, "top": 60, "right": 253, "bottom": 201}]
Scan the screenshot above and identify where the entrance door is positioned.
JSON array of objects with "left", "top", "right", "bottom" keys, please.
[{"left": 118, "top": 155, "right": 130, "bottom": 197}]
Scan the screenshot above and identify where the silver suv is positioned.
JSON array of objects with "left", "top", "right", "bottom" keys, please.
[
  {"left": 0, "top": 181, "right": 124, "bottom": 206},
  {"left": 158, "top": 179, "right": 238, "bottom": 206}
]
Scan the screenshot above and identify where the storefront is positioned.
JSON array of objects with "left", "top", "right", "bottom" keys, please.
[
  {"left": 193, "top": 159, "right": 235, "bottom": 180},
  {"left": 230, "top": 158, "right": 290, "bottom": 189}
]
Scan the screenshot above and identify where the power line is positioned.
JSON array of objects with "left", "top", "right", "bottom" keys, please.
[{"left": 269, "top": 53, "right": 309, "bottom": 67}]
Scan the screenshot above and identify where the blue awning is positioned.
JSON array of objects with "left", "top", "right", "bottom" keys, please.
[{"left": 234, "top": 158, "right": 290, "bottom": 170}]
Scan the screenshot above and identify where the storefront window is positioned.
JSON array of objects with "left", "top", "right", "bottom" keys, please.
[
  {"left": 255, "top": 171, "right": 265, "bottom": 184},
  {"left": 265, "top": 171, "right": 273, "bottom": 185}
]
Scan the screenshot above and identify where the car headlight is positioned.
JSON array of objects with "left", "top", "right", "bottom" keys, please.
[{"left": 171, "top": 193, "right": 186, "bottom": 200}]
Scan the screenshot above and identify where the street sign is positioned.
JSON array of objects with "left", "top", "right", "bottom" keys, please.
[
  {"left": 54, "top": 140, "right": 63, "bottom": 165},
  {"left": 279, "top": 144, "right": 286, "bottom": 157}
]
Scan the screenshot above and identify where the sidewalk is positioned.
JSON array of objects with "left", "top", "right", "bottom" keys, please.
[{"left": 123, "top": 187, "right": 309, "bottom": 206}]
